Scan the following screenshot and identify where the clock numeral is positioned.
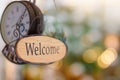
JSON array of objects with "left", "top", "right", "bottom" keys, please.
[
  {"left": 26, "top": 21, "right": 30, "bottom": 24},
  {"left": 6, "top": 25, "right": 9, "bottom": 28},
  {"left": 8, "top": 17, "right": 11, "bottom": 20},
  {"left": 13, "top": 30, "right": 19, "bottom": 38},
  {"left": 11, "top": 36, "right": 14, "bottom": 40},
  {"left": 7, "top": 31, "right": 11, "bottom": 35},
  {"left": 11, "top": 11, "right": 14, "bottom": 14},
  {"left": 16, "top": 6, "right": 19, "bottom": 12}
]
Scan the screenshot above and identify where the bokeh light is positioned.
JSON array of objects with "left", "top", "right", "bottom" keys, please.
[
  {"left": 69, "top": 63, "right": 85, "bottom": 77},
  {"left": 104, "top": 34, "right": 119, "bottom": 50},
  {"left": 97, "top": 48, "right": 118, "bottom": 69},
  {"left": 83, "top": 47, "right": 102, "bottom": 63}
]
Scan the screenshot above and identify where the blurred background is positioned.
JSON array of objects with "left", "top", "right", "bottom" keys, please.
[{"left": 1, "top": 0, "right": 120, "bottom": 80}]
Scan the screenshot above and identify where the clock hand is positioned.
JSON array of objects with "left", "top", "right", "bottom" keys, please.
[
  {"left": 13, "top": 9, "right": 26, "bottom": 38},
  {"left": 14, "top": 23, "right": 25, "bottom": 38},
  {"left": 20, "top": 9, "right": 27, "bottom": 23},
  {"left": 17, "top": 9, "right": 27, "bottom": 24},
  {"left": 13, "top": 26, "right": 19, "bottom": 38},
  {"left": 12, "top": 9, "right": 27, "bottom": 40},
  {"left": 11, "top": 9, "right": 26, "bottom": 28}
]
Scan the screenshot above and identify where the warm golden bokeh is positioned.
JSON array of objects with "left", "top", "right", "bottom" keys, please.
[
  {"left": 97, "top": 48, "right": 118, "bottom": 69},
  {"left": 104, "top": 34, "right": 119, "bottom": 50},
  {"left": 83, "top": 47, "right": 102, "bottom": 63}
]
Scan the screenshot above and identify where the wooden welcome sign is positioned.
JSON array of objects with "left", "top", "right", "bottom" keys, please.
[{"left": 16, "top": 36, "right": 67, "bottom": 64}]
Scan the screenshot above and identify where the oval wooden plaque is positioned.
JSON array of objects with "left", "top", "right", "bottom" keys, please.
[{"left": 16, "top": 36, "right": 67, "bottom": 64}]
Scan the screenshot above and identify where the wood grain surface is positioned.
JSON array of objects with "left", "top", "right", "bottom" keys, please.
[{"left": 16, "top": 36, "right": 67, "bottom": 64}]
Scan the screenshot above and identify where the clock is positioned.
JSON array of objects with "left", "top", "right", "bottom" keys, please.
[
  {"left": 0, "top": 1, "right": 44, "bottom": 64},
  {"left": 1, "top": 1, "right": 44, "bottom": 44}
]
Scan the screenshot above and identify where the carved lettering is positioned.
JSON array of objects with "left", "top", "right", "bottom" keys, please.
[{"left": 25, "top": 43, "right": 60, "bottom": 56}]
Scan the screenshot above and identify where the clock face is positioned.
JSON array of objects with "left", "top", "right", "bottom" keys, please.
[{"left": 1, "top": 2, "right": 30, "bottom": 44}]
